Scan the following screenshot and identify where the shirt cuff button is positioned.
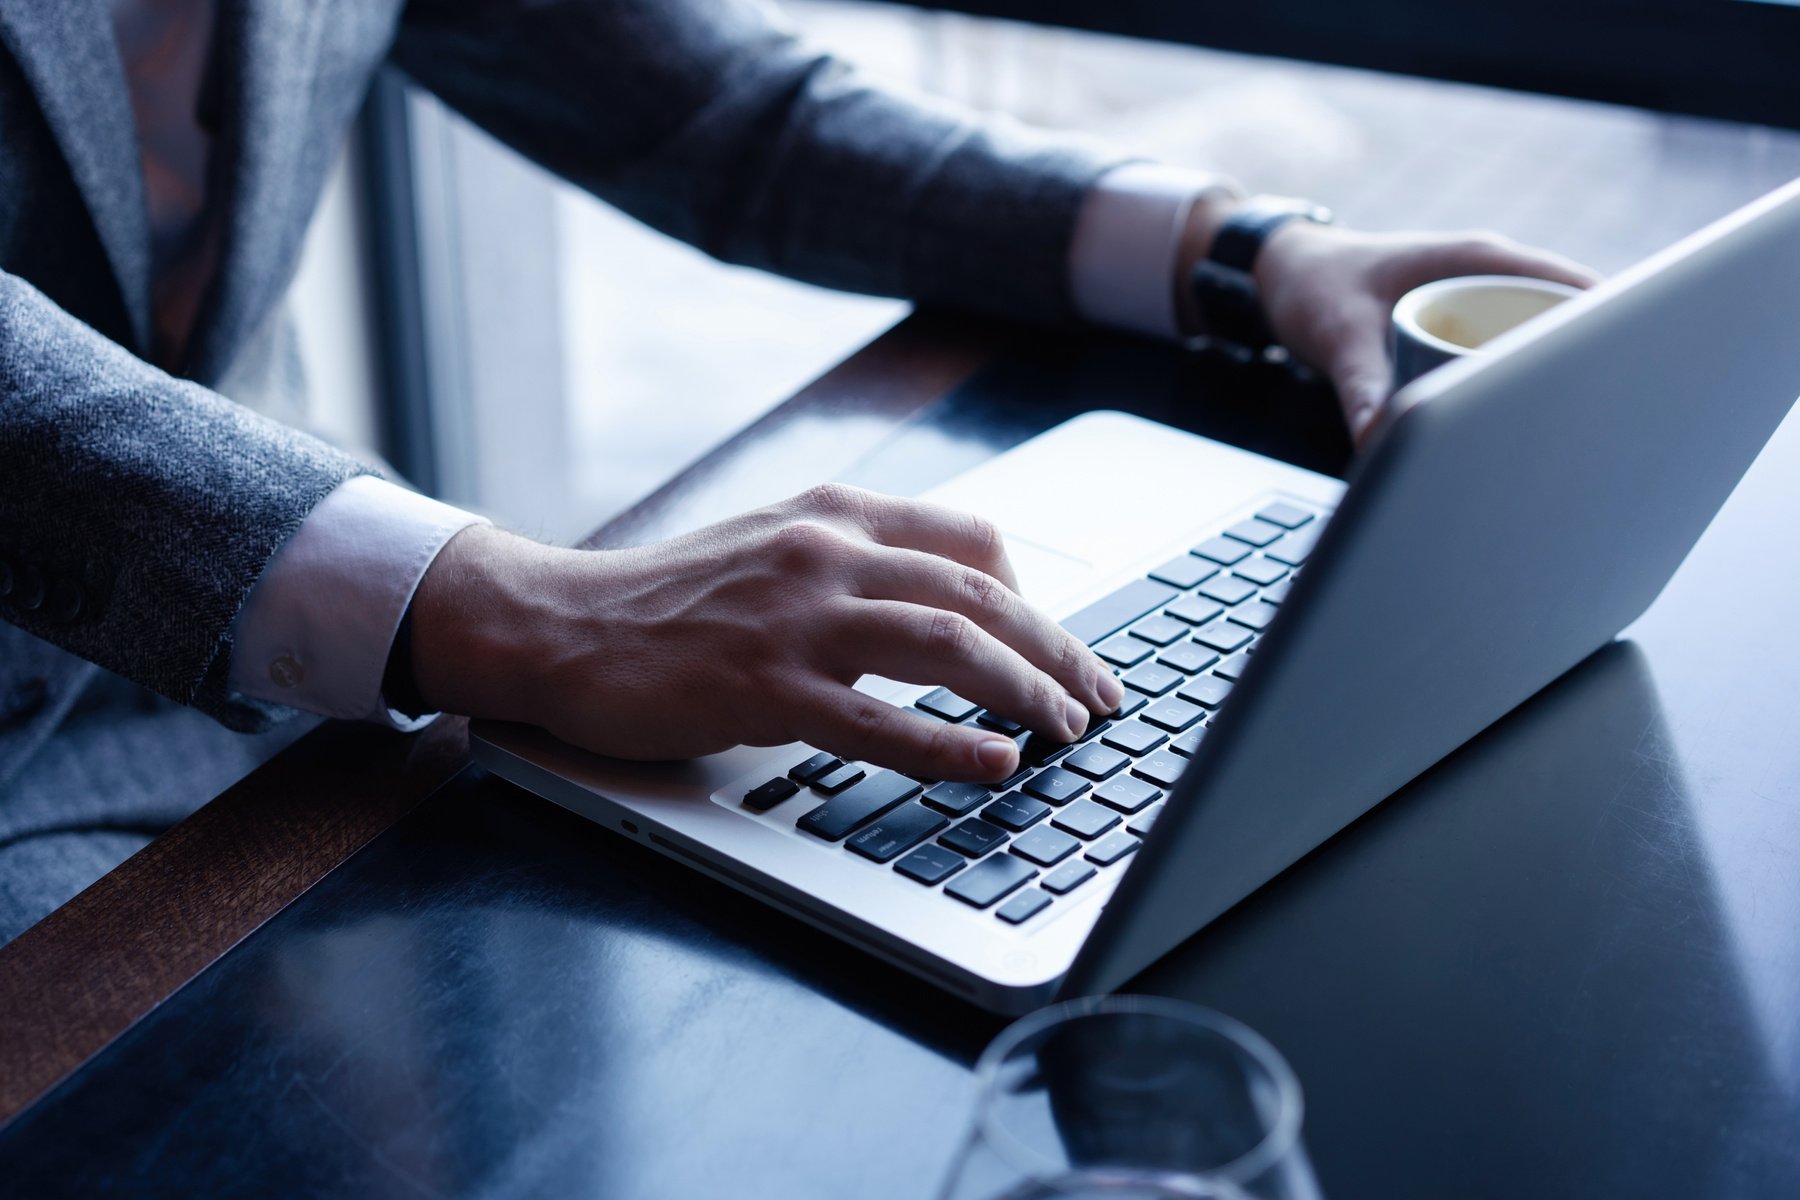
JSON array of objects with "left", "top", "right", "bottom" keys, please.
[{"left": 269, "top": 655, "right": 305, "bottom": 689}]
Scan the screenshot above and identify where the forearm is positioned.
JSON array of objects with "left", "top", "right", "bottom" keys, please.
[
  {"left": 395, "top": 0, "right": 1122, "bottom": 325},
  {"left": 0, "top": 271, "right": 369, "bottom": 728}
]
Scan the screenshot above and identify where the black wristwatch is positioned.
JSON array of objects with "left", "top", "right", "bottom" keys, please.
[{"left": 1189, "top": 196, "right": 1334, "bottom": 350}]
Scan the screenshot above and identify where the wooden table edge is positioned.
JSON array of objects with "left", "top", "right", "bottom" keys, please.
[{"left": 0, "top": 310, "right": 1000, "bottom": 1128}]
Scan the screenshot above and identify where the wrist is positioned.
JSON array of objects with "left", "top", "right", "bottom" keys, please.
[
  {"left": 1182, "top": 195, "right": 1337, "bottom": 345},
  {"left": 1173, "top": 187, "right": 1249, "bottom": 337},
  {"left": 409, "top": 522, "right": 563, "bottom": 723},
  {"left": 1251, "top": 215, "right": 1339, "bottom": 296}
]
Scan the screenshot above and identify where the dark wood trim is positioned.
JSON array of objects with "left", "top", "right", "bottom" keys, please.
[
  {"left": 0, "top": 311, "right": 997, "bottom": 1127},
  {"left": 0, "top": 717, "right": 468, "bottom": 1124}
]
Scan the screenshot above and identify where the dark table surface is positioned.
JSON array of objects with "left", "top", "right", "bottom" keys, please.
[
  {"left": 7, "top": 60, "right": 1800, "bottom": 1194},
  {"left": 3, "top": 316, "right": 1799, "bottom": 1198}
]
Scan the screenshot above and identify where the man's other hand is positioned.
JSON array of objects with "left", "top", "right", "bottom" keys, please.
[
  {"left": 409, "top": 484, "right": 1125, "bottom": 783},
  {"left": 1254, "top": 222, "right": 1599, "bottom": 444}
]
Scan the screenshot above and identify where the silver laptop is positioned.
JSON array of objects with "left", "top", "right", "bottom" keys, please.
[{"left": 474, "top": 178, "right": 1800, "bottom": 1013}]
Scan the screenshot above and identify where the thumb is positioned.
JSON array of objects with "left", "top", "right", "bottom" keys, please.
[{"left": 1329, "top": 335, "right": 1394, "bottom": 447}]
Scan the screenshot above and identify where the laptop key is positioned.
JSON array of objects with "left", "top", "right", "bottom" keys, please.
[
  {"left": 1157, "top": 642, "right": 1218, "bottom": 675},
  {"left": 1141, "top": 698, "right": 1203, "bottom": 732},
  {"left": 1061, "top": 579, "right": 1180, "bottom": 646},
  {"left": 940, "top": 817, "right": 1010, "bottom": 858},
  {"left": 1198, "top": 574, "right": 1257, "bottom": 606},
  {"left": 847, "top": 802, "right": 949, "bottom": 863},
  {"left": 1042, "top": 859, "right": 1098, "bottom": 894},
  {"left": 1176, "top": 675, "right": 1232, "bottom": 709},
  {"left": 946, "top": 855, "right": 1037, "bottom": 909},
  {"left": 1054, "top": 798, "right": 1122, "bottom": 840},
  {"left": 1113, "top": 689, "right": 1151, "bottom": 720},
  {"left": 1128, "top": 615, "right": 1190, "bottom": 646},
  {"left": 1023, "top": 767, "right": 1090, "bottom": 805},
  {"left": 1017, "top": 732, "right": 1073, "bottom": 768},
  {"left": 1132, "top": 751, "right": 1188, "bottom": 790},
  {"left": 1228, "top": 600, "right": 1280, "bottom": 632},
  {"left": 983, "top": 793, "right": 1053, "bottom": 832},
  {"left": 994, "top": 765, "right": 1034, "bottom": 792},
  {"left": 1094, "top": 634, "right": 1154, "bottom": 668},
  {"left": 1194, "top": 619, "right": 1254, "bottom": 654},
  {"left": 895, "top": 844, "right": 965, "bottom": 886},
  {"left": 1011, "top": 824, "right": 1082, "bottom": 866},
  {"left": 743, "top": 777, "right": 800, "bottom": 812},
  {"left": 797, "top": 771, "right": 921, "bottom": 841},
  {"left": 1093, "top": 775, "right": 1161, "bottom": 814},
  {"left": 1215, "top": 653, "right": 1253, "bottom": 681},
  {"left": 1265, "top": 530, "right": 1319, "bottom": 567},
  {"left": 1170, "top": 728, "right": 1206, "bottom": 757},
  {"left": 976, "top": 712, "right": 1025, "bottom": 735},
  {"left": 1256, "top": 501, "right": 1315, "bottom": 529},
  {"left": 1262, "top": 578, "right": 1293, "bottom": 605},
  {"left": 1086, "top": 831, "right": 1141, "bottom": 867},
  {"left": 915, "top": 688, "right": 979, "bottom": 722},
  {"left": 1234, "top": 558, "right": 1289, "bottom": 588},
  {"left": 1191, "top": 536, "right": 1250, "bottom": 566},
  {"left": 1101, "top": 720, "right": 1167, "bottom": 757},
  {"left": 1146, "top": 555, "right": 1217, "bottom": 589},
  {"left": 996, "top": 888, "right": 1054, "bottom": 925},
  {"left": 1123, "top": 663, "right": 1182, "bottom": 697},
  {"left": 1077, "top": 717, "right": 1114, "bottom": 744},
  {"left": 788, "top": 751, "right": 842, "bottom": 785},
  {"left": 1064, "top": 743, "right": 1131, "bottom": 781},
  {"left": 1223, "top": 518, "right": 1285, "bottom": 547},
  {"left": 1165, "top": 595, "right": 1225, "bottom": 626},
  {"left": 812, "top": 763, "right": 867, "bottom": 794},
  {"left": 1128, "top": 806, "right": 1162, "bottom": 837},
  {"left": 923, "top": 782, "right": 991, "bottom": 817}
]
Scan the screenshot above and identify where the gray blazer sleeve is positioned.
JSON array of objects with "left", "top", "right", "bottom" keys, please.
[
  {"left": 0, "top": 271, "right": 369, "bottom": 730},
  {"left": 393, "top": 0, "right": 1126, "bottom": 325}
]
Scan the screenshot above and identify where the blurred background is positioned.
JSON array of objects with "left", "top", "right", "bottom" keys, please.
[{"left": 285, "top": 0, "right": 1800, "bottom": 544}]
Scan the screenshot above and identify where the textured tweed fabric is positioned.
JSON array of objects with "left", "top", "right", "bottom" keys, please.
[{"left": 0, "top": 0, "right": 1124, "bottom": 945}]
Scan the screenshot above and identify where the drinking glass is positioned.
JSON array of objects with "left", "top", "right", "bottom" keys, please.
[{"left": 937, "top": 995, "right": 1319, "bottom": 1200}]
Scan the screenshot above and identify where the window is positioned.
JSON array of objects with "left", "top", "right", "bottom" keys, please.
[{"left": 382, "top": 1, "right": 1800, "bottom": 540}]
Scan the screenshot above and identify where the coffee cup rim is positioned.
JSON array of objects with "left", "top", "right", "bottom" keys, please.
[{"left": 1392, "top": 274, "right": 1582, "bottom": 357}]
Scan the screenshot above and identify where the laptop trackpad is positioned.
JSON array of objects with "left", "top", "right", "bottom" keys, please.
[{"left": 1003, "top": 534, "right": 1095, "bottom": 614}]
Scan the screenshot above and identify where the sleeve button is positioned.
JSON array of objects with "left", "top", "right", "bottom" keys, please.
[
  {"left": 13, "top": 565, "right": 45, "bottom": 612},
  {"left": 46, "top": 579, "right": 84, "bottom": 623}
]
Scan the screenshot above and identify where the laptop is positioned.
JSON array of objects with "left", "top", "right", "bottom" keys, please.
[{"left": 473, "top": 178, "right": 1800, "bottom": 1013}]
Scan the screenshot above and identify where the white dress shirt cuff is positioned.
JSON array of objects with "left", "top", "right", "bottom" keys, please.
[
  {"left": 228, "top": 474, "right": 487, "bottom": 730},
  {"left": 1069, "top": 162, "right": 1236, "bottom": 341}
]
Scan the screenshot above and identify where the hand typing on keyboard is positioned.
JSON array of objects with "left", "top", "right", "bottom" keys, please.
[{"left": 404, "top": 483, "right": 1124, "bottom": 782}]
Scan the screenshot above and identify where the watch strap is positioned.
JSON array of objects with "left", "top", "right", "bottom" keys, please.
[{"left": 1190, "top": 197, "right": 1334, "bottom": 348}]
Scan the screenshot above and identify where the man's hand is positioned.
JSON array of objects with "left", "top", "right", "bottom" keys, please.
[
  {"left": 1178, "top": 194, "right": 1598, "bottom": 444},
  {"left": 409, "top": 484, "right": 1125, "bottom": 782},
  {"left": 1254, "top": 222, "right": 1598, "bottom": 441}
]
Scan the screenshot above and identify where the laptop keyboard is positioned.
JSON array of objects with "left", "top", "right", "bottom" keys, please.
[{"left": 733, "top": 496, "right": 1326, "bottom": 929}]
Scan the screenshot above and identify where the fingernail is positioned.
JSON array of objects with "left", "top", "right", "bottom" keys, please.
[
  {"left": 1063, "top": 695, "right": 1089, "bottom": 740},
  {"left": 976, "top": 736, "right": 1017, "bottom": 776},
  {"left": 1096, "top": 671, "right": 1125, "bottom": 710}
]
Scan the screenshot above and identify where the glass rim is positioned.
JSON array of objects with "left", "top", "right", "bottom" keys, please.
[{"left": 971, "top": 994, "right": 1304, "bottom": 1190}]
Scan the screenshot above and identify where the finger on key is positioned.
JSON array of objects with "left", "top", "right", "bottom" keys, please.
[
  {"left": 830, "top": 599, "right": 1090, "bottom": 742},
  {"left": 851, "top": 546, "right": 1121, "bottom": 715},
  {"left": 795, "top": 485, "right": 1020, "bottom": 592},
  {"left": 794, "top": 681, "right": 1020, "bottom": 783}
]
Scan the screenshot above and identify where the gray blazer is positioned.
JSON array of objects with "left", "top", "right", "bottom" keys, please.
[{"left": 0, "top": 0, "right": 1117, "bottom": 789}]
